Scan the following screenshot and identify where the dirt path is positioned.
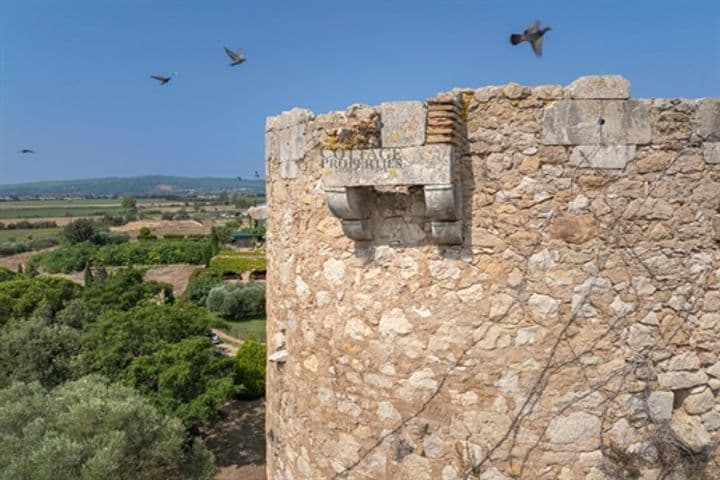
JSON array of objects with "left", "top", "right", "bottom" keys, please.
[
  {"left": 212, "top": 329, "right": 245, "bottom": 356},
  {"left": 202, "top": 399, "right": 266, "bottom": 480},
  {"left": 143, "top": 264, "right": 203, "bottom": 295},
  {"left": 0, "top": 247, "right": 57, "bottom": 271}
]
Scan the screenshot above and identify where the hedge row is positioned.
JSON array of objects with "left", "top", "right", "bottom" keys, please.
[
  {"left": 0, "top": 220, "right": 57, "bottom": 230},
  {"left": 28, "top": 239, "right": 213, "bottom": 273},
  {"left": 0, "top": 238, "right": 60, "bottom": 257}
]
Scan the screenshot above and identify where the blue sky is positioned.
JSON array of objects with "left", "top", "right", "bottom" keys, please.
[{"left": 1, "top": 0, "right": 718, "bottom": 184}]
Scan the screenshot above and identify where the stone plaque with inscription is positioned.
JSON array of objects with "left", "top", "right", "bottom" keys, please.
[{"left": 321, "top": 145, "right": 453, "bottom": 188}]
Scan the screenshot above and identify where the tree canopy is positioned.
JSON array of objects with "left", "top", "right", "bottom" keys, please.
[
  {"left": 63, "top": 218, "right": 96, "bottom": 244},
  {"left": 0, "top": 376, "right": 215, "bottom": 480}
]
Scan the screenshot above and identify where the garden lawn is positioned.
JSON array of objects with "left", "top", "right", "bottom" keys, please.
[{"left": 217, "top": 314, "right": 266, "bottom": 343}]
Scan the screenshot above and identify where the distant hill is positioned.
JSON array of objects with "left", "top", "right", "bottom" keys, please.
[{"left": 0, "top": 175, "right": 265, "bottom": 198}]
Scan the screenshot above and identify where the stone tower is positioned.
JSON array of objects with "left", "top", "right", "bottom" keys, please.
[{"left": 265, "top": 76, "right": 720, "bottom": 479}]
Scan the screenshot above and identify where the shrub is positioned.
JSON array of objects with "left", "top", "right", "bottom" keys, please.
[
  {"left": 56, "top": 298, "right": 95, "bottom": 328},
  {"left": 0, "top": 376, "right": 215, "bottom": 480},
  {"left": 123, "top": 336, "right": 242, "bottom": 425},
  {"left": 0, "top": 308, "right": 80, "bottom": 388},
  {"left": 79, "top": 303, "right": 212, "bottom": 378},
  {"left": 163, "top": 233, "right": 185, "bottom": 240},
  {"left": 92, "top": 230, "right": 130, "bottom": 245},
  {"left": 183, "top": 270, "right": 223, "bottom": 306},
  {"left": 81, "top": 268, "right": 165, "bottom": 313},
  {"left": 27, "top": 241, "right": 98, "bottom": 273},
  {"left": 0, "top": 237, "right": 60, "bottom": 257},
  {"left": 161, "top": 211, "right": 175, "bottom": 220},
  {"left": 234, "top": 340, "right": 266, "bottom": 399},
  {"left": 0, "top": 276, "right": 80, "bottom": 325},
  {"left": 205, "top": 282, "right": 265, "bottom": 320},
  {"left": 0, "top": 241, "right": 24, "bottom": 256},
  {"left": 99, "top": 213, "right": 128, "bottom": 227},
  {"left": 94, "top": 239, "right": 210, "bottom": 267},
  {"left": 0, "top": 220, "right": 57, "bottom": 230},
  {"left": 0, "top": 267, "right": 18, "bottom": 282},
  {"left": 30, "top": 239, "right": 212, "bottom": 273},
  {"left": 138, "top": 226, "right": 156, "bottom": 240},
  {"left": 63, "top": 218, "right": 96, "bottom": 244}
]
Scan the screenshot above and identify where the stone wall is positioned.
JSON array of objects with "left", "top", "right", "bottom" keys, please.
[{"left": 264, "top": 75, "right": 720, "bottom": 479}]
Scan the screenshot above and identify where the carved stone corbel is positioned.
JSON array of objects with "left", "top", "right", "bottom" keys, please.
[
  {"left": 324, "top": 187, "right": 373, "bottom": 241},
  {"left": 424, "top": 184, "right": 462, "bottom": 244}
]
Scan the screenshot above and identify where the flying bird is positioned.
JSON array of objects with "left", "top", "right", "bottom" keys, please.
[
  {"left": 254, "top": 171, "right": 260, "bottom": 179},
  {"left": 224, "top": 47, "right": 246, "bottom": 66},
  {"left": 19, "top": 148, "right": 35, "bottom": 154},
  {"left": 150, "top": 74, "right": 174, "bottom": 85},
  {"left": 510, "top": 20, "right": 551, "bottom": 57}
]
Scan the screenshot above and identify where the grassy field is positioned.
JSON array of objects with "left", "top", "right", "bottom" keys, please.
[
  {"left": 0, "top": 198, "right": 173, "bottom": 208},
  {"left": 209, "top": 249, "right": 267, "bottom": 275},
  {"left": 218, "top": 314, "right": 267, "bottom": 343},
  {"left": 0, "top": 198, "right": 241, "bottom": 220},
  {"left": 0, "top": 228, "right": 62, "bottom": 242},
  {"left": 0, "top": 205, "right": 125, "bottom": 219}
]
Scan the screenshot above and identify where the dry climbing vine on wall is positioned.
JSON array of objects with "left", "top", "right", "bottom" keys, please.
[
  {"left": 463, "top": 139, "right": 719, "bottom": 479},
  {"left": 328, "top": 137, "right": 718, "bottom": 480}
]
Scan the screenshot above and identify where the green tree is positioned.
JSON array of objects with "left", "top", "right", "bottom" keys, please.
[
  {"left": 27, "top": 241, "right": 99, "bottom": 273},
  {"left": 0, "top": 276, "right": 80, "bottom": 325},
  {"left": 123, "top": 336, "right": 241, "bottom": 425},
  {"left": 217, "top": 191, "right": 229, "bottom": 205},
  {"left": 56, "top": 298, "right": 95, "bottom": 329},
  {"left": 96, "top": 264, "right": 109, "bottom": 282},
  {"left": 0, "top": 306, "right": 80, "bottom": 388},
  {"left": 83, "top": 261, "right": 94, "bottom": 286},
  {"left": 81, "top": 268, "right": 164, "bottom": 313},
  {"left": 205, "top": 282, "right": 265, "bottom": 320},
  {"left": 183, "top": 270, "right": 223, "bottom": 306},
  {"left": 0, "top": 266, "right": 18, "bottom": 282},
  {"left": 163, "top": 284, "right": 175, "bottom": 305},
  {"left": 235, "top": 340, "right": 266, "bottom": 399},
  {"left": 121, "top": 196, "right": 138, "bottom": 215},
  {"left": 138, "top": 226, "right": 155, "bottom": 240},
  {"left": 79, "top": 303, "right": 212, "bottom": 378},
  {"left": 176, "top": 208, "right": 191, "bottom": 220},
  {"left": 63, "top": 218, "right": 96, "bottom": 244},
  {"left": 0, "top": 377, "right": 215, "bottom": 480}
]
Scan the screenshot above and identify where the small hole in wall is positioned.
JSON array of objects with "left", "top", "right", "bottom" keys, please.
[
  {"left": 673, "top": 388, "right": 690, "bottom": 409},
  {"left": 598, "top": 117, "right": 606, "bottom": 126}
]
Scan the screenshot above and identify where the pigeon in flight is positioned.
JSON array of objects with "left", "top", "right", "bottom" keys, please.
[
  {"left": 254, "top": 171, "right": 260, "bottom": 179},
  {"left": 19, "top": 148, "right": 35, "bottom": 154},
  {"left": 510, "top": 20, "right": 551, "bottom": 57},
  {"left": 224, "top": 47, "right": 246, "bottom": 66},
  {"left": 150, "top": 73, "right": 174, "bottom": 85}
]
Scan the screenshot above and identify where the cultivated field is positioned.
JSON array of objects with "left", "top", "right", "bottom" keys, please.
[
  {"left": 112, "top": 219, "right": 232, "bottom": 238},
  {"left": 0, "top": 227, "right": 61, "bottom": 242}
]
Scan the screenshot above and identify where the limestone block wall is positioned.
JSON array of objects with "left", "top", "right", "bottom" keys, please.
[{"left": 264, "top": 75, "right": 720, "bottom": 480}]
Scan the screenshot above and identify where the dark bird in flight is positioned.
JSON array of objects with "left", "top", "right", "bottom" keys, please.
[
  {"left": 510, "top": 20, "right": 551, "bottom": 57},
  {"left": 224, "top": 47, "right": 246, "bottom": 66},
  {"left": 150, "top": 74, "right": 174, "bottom": 85},
  {"left": 19, "top": 148, "right": 35, "bottom": 154},
  {"left": 254, "top": 171, "right": 260, "bottom": 179},
  {"left": 237, "top": 176, "right": 243, "bottom": 182}
]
